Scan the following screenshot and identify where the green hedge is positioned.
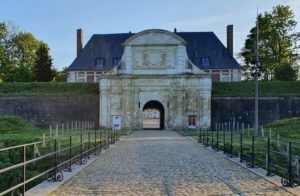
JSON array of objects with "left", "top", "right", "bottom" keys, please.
[
  {"left": 0, "top": 81, "right": 299, "bottom": 96},
  {"left": 0, "top": 82, "right": 99, "bottom": 95},
  {"left": 212, "top": 81, "right": 300, "bottom": 95}
]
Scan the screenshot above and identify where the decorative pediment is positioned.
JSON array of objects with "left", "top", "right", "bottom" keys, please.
[
  {"left": 113, "top": 29, "right": 207, "bottom": 75},
  {"left": 123, "top": 29, "right": 186, "bottom": 46},
  {"left": 133, "top": 46, "right": 176, "bottom": 69}
]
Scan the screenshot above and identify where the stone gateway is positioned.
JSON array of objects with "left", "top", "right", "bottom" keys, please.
[{"left": 98, "top": 30, "right": 211, "bottom": 130}]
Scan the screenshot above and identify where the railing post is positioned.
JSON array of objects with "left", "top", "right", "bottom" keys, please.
[
  {"left": 288, "top": 141, "right": 293, "bottom": 186},
  {"left": 230, "top": 130, "right": 233, "bottom": 158},
  {"left": 201, "top": 129, "right": 203, "bottom": 143},
  {"left": 69, "top": 136, "right": 72, "bottom": 172},
  {"left": 80, "top": 134, "right": 83, "bottom": 164},
  {"left": 111, "top": 128, "right": 113, "bottom": 144},
  {"left": 223, "top": 128, "right": 226, "bottom": 154},
  {"left": 211, "top": 129, "right": 214, "bottom": 147},
  {"left": 198, "top": 129, "right": 201, "bottom": 143},
  {"left": 267, "top": 137, "right": 271, "bottom": 176},
  {"left": 94, "top": 129, "right": 97, "bottom": 155},
  {"left": 54, "top": 138, "right": 58, "bottom": 181},
  {"left": 88, "top": 132, "right": 91, "bottom": 159},
  {"left": 114, "top": 125, "right": 117, "bottom": 142},
  {"left": 206, "top": 129, "right": 209, "bottom": 147},
  {"left": 112, "top": 127, "right": 115, "bottom": 144},
  {"left": 251, "top": 136, "right": 255, "bottom": 168},
  {"left": 107, "top": 129, "right": 110, "bottom": 147},
  {"left": 22, "top": 145, "right": 26, "bottom": 195},
  {"left": 240, "top": 133, "right": 243, "bottom": 162},
  {"left": 216, "top": 128, "right": 219, "bottom": 151}
]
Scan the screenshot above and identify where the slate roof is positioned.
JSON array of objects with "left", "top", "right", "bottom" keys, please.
[{"left": 68, "top": 31, "right": 242, "bottom": 71}]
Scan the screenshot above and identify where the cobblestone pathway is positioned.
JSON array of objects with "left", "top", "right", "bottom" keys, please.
[{"left": 50, "top": 131, "right": 293, "bottom": 195}]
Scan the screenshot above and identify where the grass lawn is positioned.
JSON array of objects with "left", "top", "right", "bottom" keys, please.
[
  {"left": 0, "top": 116, "right": 132, "bottom": 148},
  {"left": 0, "top": 116, "right": 46, "bottom": 148}
]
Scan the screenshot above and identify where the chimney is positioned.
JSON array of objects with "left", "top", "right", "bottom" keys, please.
[
  {"left": 77, "top": 29, "right": 83, "bottom": 56},
  {"left": 227, "top": 25, "right": 233, "bottom": 56}
]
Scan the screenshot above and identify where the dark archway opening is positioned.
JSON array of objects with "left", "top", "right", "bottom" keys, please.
[{"left": 142, "top": 100, "right": 164, "bottom": 130}]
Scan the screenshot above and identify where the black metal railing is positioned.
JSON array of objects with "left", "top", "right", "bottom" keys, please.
[
  {"left": 0, "top": 128, "right": 118, "bottom": 196},
  {"left": 198, "top": 128, "right": 300, "bottom": 188}
]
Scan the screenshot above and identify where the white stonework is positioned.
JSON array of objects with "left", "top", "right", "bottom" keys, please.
[{"left": 98, "top": 29, "right": 212, "bottom": 130}]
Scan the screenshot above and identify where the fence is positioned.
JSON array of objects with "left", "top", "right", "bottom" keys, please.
[
  {"left": 198, "top": 128, "right": 300, "bottom": 187},
  {"left": 0, "top": 128, "right": 120, "bottom": 196}
]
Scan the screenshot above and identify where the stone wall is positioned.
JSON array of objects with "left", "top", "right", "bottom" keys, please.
[
  {"left": 211, "top": 96, "right": 300, "bottom": 128},
  {"left": 0, "top": 94, "right": 299, "bottom": 129},
  {"left": 0, "top": 95, "right": 99, "bottom": 128}
]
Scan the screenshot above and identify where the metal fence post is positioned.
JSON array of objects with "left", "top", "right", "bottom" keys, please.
[
  {"left": 107, "top": 129, "right": 110, "bottom": 147},
  {"left": 88, "top": 132, "right": 91, "bottom": 159},
  {"left": 198, "top": 129, "right": 201, "bottom": 143},
  {"left": 216, "top": 128, "right": 219, "bottom": 151},
  {"left": 80, "top": 134, "right": 83, "bottom": 164},
  {"left": 111, "top": 128, "right": 114, "bottom": 144},
  {"left": 22, "top": 145, "right": 26, "bottom": 195},
  {"left": 211, "top": 129, "right": 214, "bottom": 147},
  {"left": 223, "top": 128, "right": 226, "bottom": 154},
  {"left": 69, "top": 136, "right": 72, "bottom": 172},
  {"left": 288, "top": 141, "right": 292, "bottom": 186},
  {"left": 54, "top": 138, "right": 58, "bottom": 181},
  {"left": 94, "top": 130, "right": 97, "bottom": 155},
  {"left": 206, "top": 129, "right": 209, "bottom": 147},
  {"left": 267, "top": 137, "right": 271, "bottom": 176},
  {"left": 240, "top": 133, "right": 243, "bottom": 162},
  {"left": 230, "top": 130, "right": 233, "bottom": 158},
  {"left": 251, "top": 136, "right": 255, "bottom": 168}
]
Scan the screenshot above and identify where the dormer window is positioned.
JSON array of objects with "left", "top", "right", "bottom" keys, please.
[
  {"left": 201, "top": 57, "right": 210, "bottom": 66},
  {"left": 113, "top": 58, "right": 120, "bottom": 66},
  {"left": 95, "top": 58, "right": 105, "bottom": 67}
]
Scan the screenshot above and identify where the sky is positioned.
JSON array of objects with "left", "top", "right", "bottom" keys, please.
[{"left": 1, "top": 0, "right": 300, "bottom": 70}]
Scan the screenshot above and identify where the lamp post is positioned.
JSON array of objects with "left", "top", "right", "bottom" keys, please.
[{"left": 254, "top": 12, "right": 259, "bottom": 138}]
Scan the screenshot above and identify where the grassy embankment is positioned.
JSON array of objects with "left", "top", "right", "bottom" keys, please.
[
  {"left": 0, "top": 82, "right": 99, "bottom": 95},
  {"left": 0, "top": 81, "right": 299, "bottom": 96},
  {"left": 0, "top": 116, "right": 131, "bottom": 148},
  {"left": 212, "top": 81, "right": 300, "bottom": 95}
]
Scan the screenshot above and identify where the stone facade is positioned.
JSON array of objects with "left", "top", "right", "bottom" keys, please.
[{"left": 99, "top": 30, "right": 211, "bottom": 130}]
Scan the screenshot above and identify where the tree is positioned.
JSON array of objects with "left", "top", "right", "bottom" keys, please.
[
  {"left": 240, "top": 5, "right": 300, "bottom": 81},
  {"left": 0, "top": 22, "right": 12, "bottom": 81},
  {"left": 53, "top": 67, "right": 68, "bottom": 82},
  {"left": 0, "top": 22, "right": 41, "bottom": 82},
  {"left": 33, "top": 42, "right": 55, "bottom": 82}
]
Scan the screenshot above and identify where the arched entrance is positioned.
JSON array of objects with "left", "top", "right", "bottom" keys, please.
[{"left": 142, "top": 100, "right": 164, "bottom": 130}]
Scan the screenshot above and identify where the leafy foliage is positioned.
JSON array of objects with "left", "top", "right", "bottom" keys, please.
[
  {"left": 0, "top": 21, "right": 55, "bottom": 82},
  {"left": 53, "top": 67, "right": 67, "bottom": 82},
  {"left": 33, "top": 42, "right": 56, "bottom": 82},
  {"left": 240, "top": 5, "right": 300, "bottom": 81}
]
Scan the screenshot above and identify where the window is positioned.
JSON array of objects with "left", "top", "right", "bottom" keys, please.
[
  {"left": 113, "top": 58, "right": 120, "bottom": 66},
  {"left": 201, "top": 57, "right": 210, "bottom": 66},
  {"left": 95, "top": 58, "right": 105, "bottom": 67}
]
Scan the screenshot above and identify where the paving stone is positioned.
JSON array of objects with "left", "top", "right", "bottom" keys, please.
[{"left": 50, "top": 131, "right": 294, "bottom": 195}]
